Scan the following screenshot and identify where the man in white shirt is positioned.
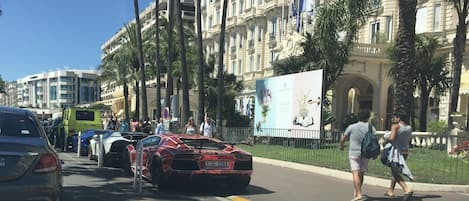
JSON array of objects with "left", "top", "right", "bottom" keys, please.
[{"left": 199, "top": 115, "right": 215, "bottom": 138}]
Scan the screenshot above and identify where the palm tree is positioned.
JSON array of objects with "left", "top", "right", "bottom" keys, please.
[
  {"left": 273, "top": 55, "right": 308, "bottom": 76},
  {"left": 166, "top": 0, "right": 175, "bottom": 110},
  {"left": 99, "top": 52, "right": 132, "bottom": 124},
  {"left": 392, "top": 0, "right": 417, "bottom": 117},
  {"left": 196, "top": 0, "right": 205, "bottom": 124},
  {"left": 133, "top": 0, "right": 149, "bottom": 121},
  {"left": 154, "top": 1, "right": 162, "bottom": 120},
  {"left": 176, "top": 0, "right": 190, "bottom": 125},
  {"left": 0, "top": 74, "right": 6, "bottom": 94},
  {"left": 216, "top": 0, "right": 228, "bottom": 130},
  {"left": 448, "top": 0, "right": 469, "bottom": 127},
  {"left": 123, "top": 24, "right": 142, "bottom": 120},
  {"left": 388, "top": 35, "right": 451, "bottom": 131}
]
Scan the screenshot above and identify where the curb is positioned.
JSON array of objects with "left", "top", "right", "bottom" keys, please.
[{"left": 253, "top": 157, "right": 469, "bottom": 193}]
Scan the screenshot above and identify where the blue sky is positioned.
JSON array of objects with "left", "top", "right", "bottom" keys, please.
[{"left": 0, "top": 0, "right": 154, "bottom": 81}]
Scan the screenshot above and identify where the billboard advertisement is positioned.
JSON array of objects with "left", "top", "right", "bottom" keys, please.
[{"left": 254, "top": 69, "right": 323, "bottom": 139}]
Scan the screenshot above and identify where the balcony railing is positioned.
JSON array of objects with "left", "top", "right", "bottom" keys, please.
[{"left": 351, "top": 43, "right": 388, "bottom": 57}]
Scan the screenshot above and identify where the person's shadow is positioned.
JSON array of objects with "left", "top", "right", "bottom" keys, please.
[{"left": 365, "top": 193, "right": 442, "bottom": 201}]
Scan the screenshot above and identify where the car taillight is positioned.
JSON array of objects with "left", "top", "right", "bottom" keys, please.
[{"left": 33, "top": 154, "right": 59, "bottom": 173}]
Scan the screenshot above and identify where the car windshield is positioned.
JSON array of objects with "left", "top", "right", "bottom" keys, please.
[
  {"left": 180, "top": 138, "right": 226, "bottom": 150},
  {"left": 0, "top": 113, "right": 40, "bottom": 137}
]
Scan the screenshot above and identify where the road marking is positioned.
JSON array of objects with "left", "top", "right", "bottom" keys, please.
[{"left": 226, "top": 196, "right": 250, "bottom": 201}]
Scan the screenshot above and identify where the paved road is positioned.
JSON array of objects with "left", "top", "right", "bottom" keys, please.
[{"left": 60, "top": 152, "right": 469, "bottom": 201}]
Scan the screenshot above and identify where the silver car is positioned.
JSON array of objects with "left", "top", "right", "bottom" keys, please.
[{"left": 0, "top": 107, "right": 63, "bottom": 201}]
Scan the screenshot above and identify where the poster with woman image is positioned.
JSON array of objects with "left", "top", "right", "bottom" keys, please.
[{"left": 254, "top": 70, "right": 323, "bottom": 139}]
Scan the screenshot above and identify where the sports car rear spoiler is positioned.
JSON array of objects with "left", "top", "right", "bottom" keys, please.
[{"left": 223, "top": 141, "right": 253, "bottom": 147}]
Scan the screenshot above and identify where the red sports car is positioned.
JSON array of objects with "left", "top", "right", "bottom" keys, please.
[{"left": 122, "top": 134, "right": 253, "bottom": 189}]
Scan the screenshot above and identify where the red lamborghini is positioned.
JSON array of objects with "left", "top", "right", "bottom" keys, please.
[{"left": 122, "top": 134, "right": 253, "bottom": 189}]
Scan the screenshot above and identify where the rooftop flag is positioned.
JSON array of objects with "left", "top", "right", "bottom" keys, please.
[
  {"left": 291, "top": 0, "right": 297, "bottom": 16},
  {"left": 296, "top": 0, "right": 304, "bottom": 32}
]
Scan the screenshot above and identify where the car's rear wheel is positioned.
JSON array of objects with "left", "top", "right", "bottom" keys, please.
[
  {"left": 121, "top": 149, "right": 132, "bottom": 176},
  {"left": 150, "top": 158, "right": 167, "bottom": 189}
]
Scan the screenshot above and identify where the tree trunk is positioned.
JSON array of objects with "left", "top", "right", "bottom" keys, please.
[
  {"left": 394, "top": 0, "right": 417, "bottom": 118},
  {"left": 449, "top": 1, "right": 468, "bottom": 128},
  {"left": 216, "top": 0, "right": 228, "bottom": 132},
  {"left": 123, "top": 82, "right": 130, "bottom": 124},
  {"left": 196, "top": 0, "right": 205, "bottom": 124},
  {"left": 176, "top": 0, "right": 190, "bottom": 125},
  {"left": 166, "top": 0, "right": 175, "bottom": 109},
  {"left": 133, "top": 0, "right": 148, "bottom": 121},
  {"left": 134, "top": 80, "right": 140, "bottom": 121},
  {"left": 419, "top": 88, "right": 430, "bottom": 131},
  {"left": 155, "top": 2, "right": 162, "bottom": 120}
]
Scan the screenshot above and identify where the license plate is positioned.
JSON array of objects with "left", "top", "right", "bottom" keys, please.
[
  {"left": 205, "top": 160, "right": 228, "bottom": 168},
  {"left": 0, "top": 157, "right": 5, "bottom": 168}
]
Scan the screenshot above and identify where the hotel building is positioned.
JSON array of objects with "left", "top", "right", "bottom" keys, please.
[
  {"left": 15, "top": 69, "right": 99, "bottom": 109},
  {"left": 201, "top": 0, "right": 469, "bottom": 129}
]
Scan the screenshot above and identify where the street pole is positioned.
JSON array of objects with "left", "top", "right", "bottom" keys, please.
[
  {"left": 133, "top": 142, "right": 143, "bottom": 192},
  {"left": 76, "top": 131, "right": 81, "bottom": 158},
  {"left": 98, "top": 134, "right": 104, "bottom": 168}
]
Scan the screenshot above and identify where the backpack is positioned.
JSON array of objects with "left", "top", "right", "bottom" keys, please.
[{"left": 361, "top": 123, "right": 380, "bottom": 159}]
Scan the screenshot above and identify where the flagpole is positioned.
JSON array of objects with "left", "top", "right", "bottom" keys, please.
[{"left": 281, "top": 0, "right": 285, "bottom": 40}]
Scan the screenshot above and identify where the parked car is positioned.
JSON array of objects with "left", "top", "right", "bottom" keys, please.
[
  {"left": 0, "top": 106, "right": 63, "bottom": 201},
  {"left": 71, "top": 129, "right": 113, "bottom": 156},
  {"left": 88, "top": 131, "right": 147, "bottom": 166},
  {"left": 125, "top": 134, "right": 253, "bottom": 189}
]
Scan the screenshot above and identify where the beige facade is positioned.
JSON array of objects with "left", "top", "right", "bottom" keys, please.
[{"left": 202, "top": 0, "right": 469, "bottom": 130}]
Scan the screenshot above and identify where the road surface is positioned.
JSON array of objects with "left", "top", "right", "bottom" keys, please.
[{"left": 59, "top": 152, "right": 469, "bottom": 201}]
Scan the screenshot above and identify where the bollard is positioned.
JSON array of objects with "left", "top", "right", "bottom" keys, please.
[
  {"left": 76, "top": 131, "right": 81, "bottom": 158},
  {"left": 63, "top": 129, "right": 67, "bottom": 152},
  {"left": 133, "top": 142, "right": 143, "bottom": 192},
  {"left": 98, "top": 134, "right": 104, "bottom": 168}
]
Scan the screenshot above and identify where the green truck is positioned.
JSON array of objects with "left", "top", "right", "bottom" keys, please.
[{"left": 50, "top": 107, "right": 103, "bottom": 149}]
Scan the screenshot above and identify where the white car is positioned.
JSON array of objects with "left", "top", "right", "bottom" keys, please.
[{"left": 88, "top": 131, "right": 147, "bottom": 166}]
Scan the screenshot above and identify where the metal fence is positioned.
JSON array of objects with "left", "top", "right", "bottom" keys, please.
[{"left": 219, "top": 127, "right": 469, "bottom": 185}]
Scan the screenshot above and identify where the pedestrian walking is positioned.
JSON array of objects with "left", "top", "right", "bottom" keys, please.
[
  {"left": 199, "top": 114, "right": 216, "bottom": 138},
  {"left": 383, "top": 112, "right": 413, "bottom": 201},
  {"left": 130, "top": 118, "right": 138, "bottom": 132},
  {"left": 183, "top": 117, "right": 197, "bottom": 134},
  {"left": 155, "top": 118, "right": 164, "bottom": 135},
  {"left": 339, "top": 110, "right": 376, "bottom": 201}
]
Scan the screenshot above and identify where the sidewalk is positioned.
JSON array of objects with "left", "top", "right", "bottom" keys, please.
[{"left": 253, "top": 157, "right": 469, "bottom": 193}]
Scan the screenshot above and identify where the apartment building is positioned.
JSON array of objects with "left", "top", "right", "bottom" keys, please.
[
  {"left": 0, "top": 81, "right": 18, "bottom": 107},
  {"left": 202, "top": 0, "right": 469, "bottom": 129},
  {"left": 15, "top": 69, "right": 99, "bottom": 109}
]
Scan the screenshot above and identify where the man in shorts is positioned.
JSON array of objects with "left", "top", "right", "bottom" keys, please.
[{"left": 340, "top": 110, "right": 376, "bottom": 201}]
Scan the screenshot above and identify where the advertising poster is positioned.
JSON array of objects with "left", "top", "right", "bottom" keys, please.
[{"left": 254, "top": 69, "right": 323, "bottom": 139}]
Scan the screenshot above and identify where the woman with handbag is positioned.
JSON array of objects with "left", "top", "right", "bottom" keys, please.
[{"left": 384, "top": 112, "right": 414, "bottom": 201}]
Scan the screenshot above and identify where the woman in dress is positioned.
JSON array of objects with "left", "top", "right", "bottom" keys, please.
[{"left": 183, "top": 117, "right": 197, "bottom": 135}]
